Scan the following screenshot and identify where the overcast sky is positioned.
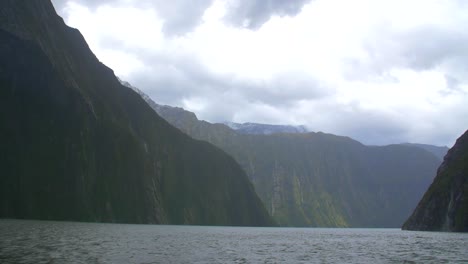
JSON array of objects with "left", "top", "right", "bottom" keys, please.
[{"left": 51, "top": 0, "right": 467, "bottom": 146}]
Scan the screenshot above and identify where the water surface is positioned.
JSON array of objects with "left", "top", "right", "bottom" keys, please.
[{"left": 0, "top": 219, "right": 466, "bottom": 263}]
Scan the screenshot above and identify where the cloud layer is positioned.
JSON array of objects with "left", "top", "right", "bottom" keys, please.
[
  {"left": 51, "top": 0, "right": 468, "bottom": 146},
  {"left": 224, "top": 0, "right": 312, "bottom": 29}
]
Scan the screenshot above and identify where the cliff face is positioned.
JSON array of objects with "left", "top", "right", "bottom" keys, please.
[
  {"left": 0, "top": 0, "right": 274, "bottom": 226},
  {"left": 403, "top": 130, "right": 468, "bottom": 232},
  {"left": 132, "top": 94, "right": 442, "bottom": 227}
]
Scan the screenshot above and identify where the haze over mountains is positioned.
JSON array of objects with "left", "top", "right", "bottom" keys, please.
[
  {"left": 128, "top": 87, "right": 444, "bottom": 227},
  {"left": 0, "top": 0, "right": 273, "bottom": 226}
]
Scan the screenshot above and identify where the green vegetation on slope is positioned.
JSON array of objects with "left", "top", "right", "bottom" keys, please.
[
  {"left": 0, "top": 0, "right": 273, "bottom": 226},
  {"left": 145, "top": 102, "right": 442, "bottom": 227}
]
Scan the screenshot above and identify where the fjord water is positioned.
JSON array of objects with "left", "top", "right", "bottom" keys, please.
[{"left": 1, "top": 220, "right": 466, "bottom": 263}]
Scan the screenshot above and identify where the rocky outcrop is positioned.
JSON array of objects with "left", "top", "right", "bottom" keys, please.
[{"left": 403, "top": 130, "right": 468, "bottom": 232}]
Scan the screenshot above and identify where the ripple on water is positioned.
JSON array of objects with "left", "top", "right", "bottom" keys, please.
[{"left": 0, "top": 220, "right": 467, "bottom": 263}]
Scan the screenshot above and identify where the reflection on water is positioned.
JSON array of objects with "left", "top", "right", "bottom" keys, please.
[{"left": 0, "top": 219, "right": 467, "bottom": 263}]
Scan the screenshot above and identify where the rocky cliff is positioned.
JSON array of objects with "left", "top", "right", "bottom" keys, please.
[{"left": 403, "top": 130, "right": 468, "bottom": 232}]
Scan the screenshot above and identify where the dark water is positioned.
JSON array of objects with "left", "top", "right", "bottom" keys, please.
[{"left": 0, "top": 220, "right": 467, "bottom": 263}]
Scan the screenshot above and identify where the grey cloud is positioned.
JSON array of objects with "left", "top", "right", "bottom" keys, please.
[
  {"left": 122, "top": 49, "right": 326, "bottom": 123},
  {"left": 303, "top": 98, "right": 468, "bottom": 146},
  {"left": 399, "top": 27, "right": 468, "bottom": 71},
  {"left": 144, "top": 0, "right": 214, "bottom": 36},
  {"left": 323, "top": 109, "right": 408, "bottom": 146},
  {"left": 52, "top": 0, "right": 214, "bottom": 35},
  {"left": 51, "top": 0, "right": 107, "bottom": 12},
  {"left": 115, "top": 39, "right": 326, "bottom": 104},
  {"left": 305, "top": 103, "right": 417, "bottom": 146},
  {"left": 443, "top": 74, "right": 465, "bottom": 95},
  {"left": 52, "top": 0, "right": 312, "bottom": 35},
  {"left": 197, "top": 97, "right": 246, "bottom": 122},
  {"left": 347, "top": 24, "right": 468, "bottom": 81},
  {"left": 51, "top": 0, "right": 74, "bottom": 11},
  {"left": 239, "top": 74, "right": 328, "bottom": 106},
  {"left": 129, "top": 57, "right": 214, "bottom": 106},
  {"left": 224, "top": 0, "right": 312, "bottom": 29}
]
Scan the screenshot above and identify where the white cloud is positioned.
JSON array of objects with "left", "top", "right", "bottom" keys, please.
[{"left": 53, "top": 0, "right": 468, "bottom": 146}]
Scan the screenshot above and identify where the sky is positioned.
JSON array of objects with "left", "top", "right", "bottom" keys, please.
[{"left": 51, "top": 0, "right": 468, "bottom": 146}]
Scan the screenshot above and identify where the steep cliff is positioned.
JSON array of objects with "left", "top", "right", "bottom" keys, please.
[
  {"left": 0, "top": 0, "right": 273, "bottom": 226},
  {"left": 403, "top": 130, "right": 468, "bottom": 232}
]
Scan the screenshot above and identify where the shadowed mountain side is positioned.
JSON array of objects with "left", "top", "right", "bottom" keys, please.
[
  {"left": 133, "top": 95, "right": 442, "bottom": 227},
  {"left": 403, "top": 130, "right": 468, "bottom": 232},
  {"left": 0, "top": 0, "right": 274, "bottom": 226}
]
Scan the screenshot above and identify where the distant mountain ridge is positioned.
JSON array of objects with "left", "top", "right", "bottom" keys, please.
[
  {"left": 127, "top": 84, "right": 443, "bottom": 227},
  {"left": 402, "top": 143, "right": 449, "bottom": 161},
  {"left": 224, "top": 122, "right": 308, "bottom": 135},
  {"left": 403, "top": 130, "right": 468, "bottom": 232},
  {"left": 0, "top": 0, "right": 273, "bottom": 226}
]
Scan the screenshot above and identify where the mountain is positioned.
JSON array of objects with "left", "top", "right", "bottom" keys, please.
[
  {"left": 224, "top": 122, "right": 308, "bottom": 135},
  {"left": 0, "top": 0, "right": 274, "bottom": 226},
  {"left": 402, "top": 130, "right": 468, "bottom": 232},
  {"left": 402, "top": 143, "right": 449, "bottom": 161},
  {"left": 129, "top": 94, "right": 442, "bottom": 227}
]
